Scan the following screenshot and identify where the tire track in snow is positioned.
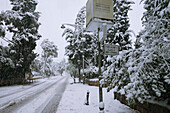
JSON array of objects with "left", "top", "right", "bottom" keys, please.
[
  {"left": 0, "top": 77, "right": 64, "bottom": 113},
  {"left": 0, "top": 81, "right": 46, "bottom": 98},
  {"left": 40, "top": 76, "right": 68, "bottom": 113}
]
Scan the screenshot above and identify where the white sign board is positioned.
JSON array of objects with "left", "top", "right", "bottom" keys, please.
[
  {"left": 86, "top": 0, "right": 113, "bottom": 31},
  {"left": 104, "top": 44, "right": 119, "bottom": 56}
]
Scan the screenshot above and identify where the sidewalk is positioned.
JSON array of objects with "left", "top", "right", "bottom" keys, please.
[{"left": 56, "top": 78, "right": 138, "bottom": 113}]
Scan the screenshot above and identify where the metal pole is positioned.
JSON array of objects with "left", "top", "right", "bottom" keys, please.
[
  {"left": 83, "top": 55, "right": 85, "bottom": 84},
  {"left": 78, "top": 60, "right": 81, "bottom": 83},
  {"left": 78, "top": 67, "right": 81, "bottom": 83},
  {"left": 98, "top": 27, "right": 103, "bottom": 103},
  {"left": 83, "top": 55, "right": 84, "bottom": 75}
]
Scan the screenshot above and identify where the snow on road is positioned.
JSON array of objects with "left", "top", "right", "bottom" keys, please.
[
  {"left": 0, "top": 79, "right": 46, "bottom": 98},
  {"left": 0, "top": 75, "right": 68, "bottom": 113},
  {"left": 17, "top": 76, "right": 68, "bottom": 113},
  {"left": 0, "top": 75, "right": 139, "bottom": 113},
  {"left": 56, "top": 78, "right": 139, "bottom": 113}
]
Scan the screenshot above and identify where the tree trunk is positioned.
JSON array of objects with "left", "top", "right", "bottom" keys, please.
[{"left": 78, "top": 68, "right": 81, "bottom": 83}]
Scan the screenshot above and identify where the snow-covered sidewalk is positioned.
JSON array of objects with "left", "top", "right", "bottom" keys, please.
[{"left": 56, "top": 78, "right": 138, "bottom": 113}]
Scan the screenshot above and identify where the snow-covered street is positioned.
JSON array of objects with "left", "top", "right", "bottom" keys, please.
[
  {"left": 0, "top": 73, "right": 139, "bottom": 113},
  {"left": 0, "top": 75, "right": 68, "bottom": 113}
]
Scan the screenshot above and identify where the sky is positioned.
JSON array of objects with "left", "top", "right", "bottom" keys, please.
[{"left": 0, "top": 0, "right": 144, "bottom": 62}]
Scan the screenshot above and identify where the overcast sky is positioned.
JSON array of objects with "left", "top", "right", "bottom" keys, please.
[{"left": 0, "top": 0, "right": 144, "bottom": 62}]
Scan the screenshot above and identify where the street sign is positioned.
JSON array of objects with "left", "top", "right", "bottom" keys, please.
[{"left": 104, "top": 44, "right": 119, "bottom": 56}]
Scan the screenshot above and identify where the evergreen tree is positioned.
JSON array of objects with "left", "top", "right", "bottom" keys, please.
[
  {"left": 105, "top": 0, "right": 170, "bottom": 104},
  {"left": 0, "top": 0, "right": 41, "bottom": 80},
  {"left": 106, "top": 0, "right": 133, "bottom": 51},
  {"left": 103, "top": 0, "right": 134, "bottom": 75},
  {"left": 0, "top": 45, "right": 14, "bottom": 79},
  {"left": 104, "top": 0, "right": 134, "bottom": 88},
  {"left": 63, "top": 6, "right": 100, "bottom": 81},
  {"left": 130, "top": 0, "right": 170, "bottom": 102},
  {"left": 63, "top": 6, "right": 94, "bottom": 73}
]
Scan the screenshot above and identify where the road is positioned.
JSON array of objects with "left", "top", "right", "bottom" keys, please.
[{"left": 0, "top": 75, "right": 68, "bottom": 113}]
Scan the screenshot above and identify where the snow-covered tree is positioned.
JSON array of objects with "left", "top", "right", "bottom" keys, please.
[
  {"left": 51, "top": 62, "right": 60, "bottom": 76},
  {"left": 0, "top": 0, "right": 41, "bottom": 80},
  {"left": 66, "top": 62, "right": 78, "bottom": 83},
  {"left": 63, "top": 6, "right": 96, "bottom": 81},
  {"left": 104, "top": 0, "right": 134, "bottom": 86},
  {"left": 105, "top": 0, "right": 170, "bottom": 105},
  {"left": 0, "top": 45, "right": 15, "bottom": 79},
  {"left": 130, "top": 0, "right": 170, "bottom": 102},
  {"left": 64, "top": 6, "right": 88, "bottom": 65},
  {"left": 106, "top": 0, "right": 133, "bottom": 51},
  {"left": 102, "top": 0, "right": 134, "bottom": 76},
  {"left": 30, "top": 57, "right": 43, "bottom": 76},
  {"left": 75, "top": 6, "right": 86, "bottom": 32},
  {"left": 41, "top": 39, "right": 58, "bottom": 77},
  {"left": 57, "top": 59, "right": 66, "bottom": 76}
]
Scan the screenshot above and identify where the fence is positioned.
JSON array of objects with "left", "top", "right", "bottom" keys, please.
[{"left": 0, "top": 78, "right": 26, "bottom": 86}]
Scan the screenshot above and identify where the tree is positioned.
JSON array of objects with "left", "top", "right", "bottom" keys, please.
[
  {"left": 66, "top": 62, "right": 78, "bottom": 83},
  {"left": 101, "top": 0, "right": 134, "bottom": 79},
  {"left": 0, "top": 45, "right": 15, "bottom": 79},
  {"left": 57, "top": 59, "right": 66, "bottom": 76},
  {"left": 106, "top": 0, "right": 133, "bottom": 51},
  {"left": 30, "top": 57, "right": 43, "bottom": 77},
  {"left": 64, "top": 6, "right": 87, "bottom": 65},
  {"left": 63, "top": 6, "right": 96, "bottom": 81},
  {"left": 105, "top": 0, "right": 170, "bottom": 104},
  {"left": 41, "top": 39, "right": 58, "bottom": 77},
  {"left": 104, "top": 0, "right": 134, "bottom": 88},
  {"left": 0, "top": 0, "right": 41, "bottom": 80},
  {"left": 129, "top": 0, "right": 170, "bottom": 103}
]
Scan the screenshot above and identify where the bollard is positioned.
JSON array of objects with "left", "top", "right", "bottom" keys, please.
[
  {"left": 85, "top": 90, "right": 90, "bottom": 105},
  {"left": 99, "top": 102, "right": 105, "bottom": 113}
]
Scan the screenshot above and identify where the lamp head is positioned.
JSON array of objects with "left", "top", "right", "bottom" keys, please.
[{"left": 61, "top": 24, "right": 66, "bottom": 29}]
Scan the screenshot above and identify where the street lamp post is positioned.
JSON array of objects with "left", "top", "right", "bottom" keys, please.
[
  {"left": 82, "top": 55, "right": 85, "bottom": 84},
  {"left": 77, "top": 59, "right": 81, "bottom": 83}
]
